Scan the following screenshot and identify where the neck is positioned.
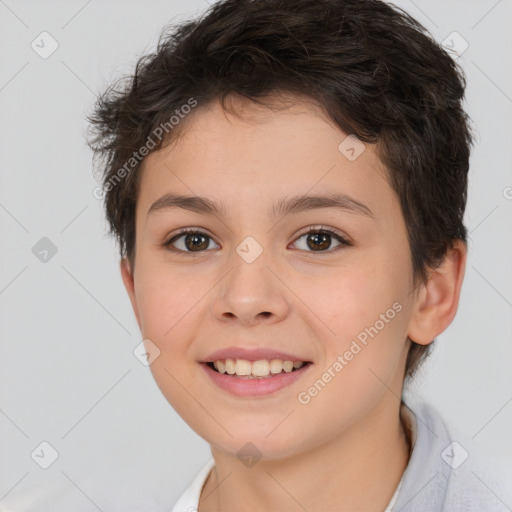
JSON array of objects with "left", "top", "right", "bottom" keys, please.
[{"left": 199, "top": 395, "right": 411, "bottom": 512}]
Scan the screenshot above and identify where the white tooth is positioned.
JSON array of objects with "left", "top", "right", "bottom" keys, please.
[
  {"left": 234, "top": 359, "right": 252, "bottom": 376},
  {"left": 213, "top": 361, "right": 219, "bottom": 370},
  {"left": 293, "top": 361, "right": 304, "bottom": 369},
  {"left": 283, "top": 360, "right": 293, "bottom": 372},
  {"left": 217, "top": 360, "right": 225, "bottom": 374},
  {"left": 225, "top": 358, "right": 236, "bottom": 374},
  {"left": 252, "top": 360, "right": 270, "bottom": 377},
  {"left": 270, "top": 359, "right": 284, "bottom": 374}
]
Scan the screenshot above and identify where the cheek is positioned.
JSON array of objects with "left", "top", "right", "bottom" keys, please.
[
  {"left": 133, "top": 266, "right": 206, "bottom": 372},
  {"left": 134, "top": 269, "right": 206, "bottom": 423},
  {"left": 292, "top": 296, "right": 408, "bottom": 446},
  {"left": 308, "top": 263, "right": 405, "bottom": 340},
  {"left": 304, "top": 262, "right": 410, "bottom": 399}
]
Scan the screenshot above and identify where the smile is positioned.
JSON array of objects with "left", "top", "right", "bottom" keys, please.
[
  {"left": 201, "top": 358, "right": 313, "bottom": 397},
  {"left": 207, "top": 358, "right": 309, "bottom": 378}
]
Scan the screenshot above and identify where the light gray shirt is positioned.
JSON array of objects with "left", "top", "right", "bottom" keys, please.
[{"left": 394, "top": 399, "right": 511, "bottom": 511}]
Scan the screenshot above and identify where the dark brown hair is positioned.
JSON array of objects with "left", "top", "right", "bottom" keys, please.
[{"left": 88, "top": 0, "right": 473, "bottom": 379}]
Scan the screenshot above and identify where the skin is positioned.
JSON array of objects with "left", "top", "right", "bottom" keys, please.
[{"left": 120, "top": 94, "right": 466, "bottom": 511}]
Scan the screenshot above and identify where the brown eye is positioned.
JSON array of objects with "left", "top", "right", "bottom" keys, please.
[
  {"left": 165, "top": 229, "right": 219, "bottom": 253},
  {"left": 305, "top": 232, "right": 331, "bottom": 251},
  {"left": 183, "top": 233, "right": 210, "bottom": 251},
  {"left": 292, "top": 227, "right": 351, "bottom": 253}
]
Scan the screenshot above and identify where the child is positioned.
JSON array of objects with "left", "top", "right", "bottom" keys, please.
[{"left": 88, "top": 0, "right": 510, "bottom": 510}]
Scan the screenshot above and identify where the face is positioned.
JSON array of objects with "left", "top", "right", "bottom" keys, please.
[{"left": 121, "top": 96, "right": 421, "bottom": 460}]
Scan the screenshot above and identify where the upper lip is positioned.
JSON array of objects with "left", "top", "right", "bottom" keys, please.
[{"left": 201, "top": 346, "right": 311, "bottom": 363}]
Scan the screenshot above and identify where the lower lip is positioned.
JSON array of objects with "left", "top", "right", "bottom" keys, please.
[{"left": 201, "top": 363, "right": 312, "bottom": 397}]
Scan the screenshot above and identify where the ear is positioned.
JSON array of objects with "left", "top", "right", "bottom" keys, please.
[
  {"left": 120, "top": 258, "right": 142, "bottom": 331},
  {"left": 407, "top": 240, "right": 467, "bottom": 345}
]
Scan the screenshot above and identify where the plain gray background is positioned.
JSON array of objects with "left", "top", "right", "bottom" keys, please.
[{"left": 0, "top": 0, "right": 511, "bottom": 510}]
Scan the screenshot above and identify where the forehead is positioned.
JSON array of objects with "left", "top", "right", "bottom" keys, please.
[{"left": 136, "top": 96, "right": 397, "bottom": 221}]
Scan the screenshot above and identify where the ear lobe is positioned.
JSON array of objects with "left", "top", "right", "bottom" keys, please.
[
  {"left": 407, "top": 240, "right": 467, "bottom": 345},
  {"left": 120, "top": 258, "right": 142, "bottom": 331}
]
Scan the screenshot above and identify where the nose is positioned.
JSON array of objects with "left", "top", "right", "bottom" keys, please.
[{"left": 209, "top": 247, "right": 291, "bottom": 326}]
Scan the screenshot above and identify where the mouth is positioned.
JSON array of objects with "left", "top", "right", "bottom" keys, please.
[
  {"left": 205, "top": 358, "right": 312, "bottom": 379},
  {"left": 200, "top": 357, "right": 313, "bottom": 397}
]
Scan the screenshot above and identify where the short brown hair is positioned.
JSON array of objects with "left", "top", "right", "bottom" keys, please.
[{"left": 88, "top": 0, "right": 473, "bottom": 379}]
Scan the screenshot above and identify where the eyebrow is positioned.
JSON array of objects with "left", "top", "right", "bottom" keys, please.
[{"left": 147, "top": 192, "right": 374, "bottom": 219}]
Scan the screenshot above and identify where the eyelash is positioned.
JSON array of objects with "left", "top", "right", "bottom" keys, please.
[{"left": 162, "top": 226, "right": 352, "bottom": 256}]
